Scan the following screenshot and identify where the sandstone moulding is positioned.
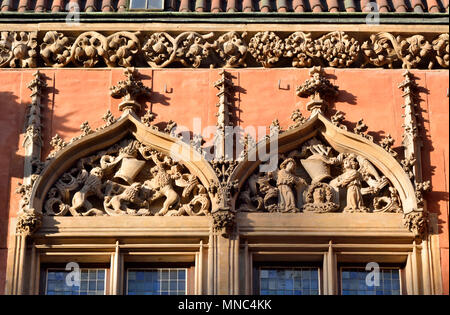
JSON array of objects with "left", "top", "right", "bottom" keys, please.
[{"left": 0, "top": 30, "right": 448, "bottom": 69}]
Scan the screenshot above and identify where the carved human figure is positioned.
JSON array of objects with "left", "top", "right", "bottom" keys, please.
[
  {"left": 334, "top": 154, "right": 368, "bottom": 213},
  {"left": 70, "top": 167, "right": 104, "bottom": 216},
  {"left": 276, "top": 158, "right": 307, "bottom": 213}
]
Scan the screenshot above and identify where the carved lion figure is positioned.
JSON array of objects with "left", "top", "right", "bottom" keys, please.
[
  {"left": 104, "top": 182, "right": 149, "bottom": 216},
  {"left": 68, "top": 167, "right": 105, "bottom": 216}
]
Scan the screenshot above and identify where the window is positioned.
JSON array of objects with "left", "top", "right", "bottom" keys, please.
[
  {"left": 126, "top": 268, "right": 187, "bottom": 295},
  {"left": 129, "top": 0, "right": 165, "bottom": 10},
  {"left": 340, "top": 267, "right": 401, "bottom": 295},
  {"left": 256, "top": 267, "right": 320, "bottom": 295},
  {"left": 45, "top": 268, "right": 106, "bottom": 295}
]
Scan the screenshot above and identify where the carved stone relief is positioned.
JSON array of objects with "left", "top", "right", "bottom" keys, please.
[
  {"left": 237, "top": 137, "right": 402, "bottom": 214},
  {"left": 43, "top": 138, "right": 211, "bottom": 217},
  {"left": 1, "top": 30, "right": 447, "bottom": 69}
]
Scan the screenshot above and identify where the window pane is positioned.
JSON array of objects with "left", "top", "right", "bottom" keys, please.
[
  {"left": 46, "top": 269, "right": 106, "bottom": 295},
  {"left": 130, "top": 0, "right": 147, "bottom": 9},
  {"left": 127, "top": 268, "right": 187, "bottom": 295},
  {"left": 341, "top": 268, "right": 401, "bottom": 295},
  {"left": 259, "top": 267, "right": 320, "bottom": 295},
  {"left": 147, "top": 0, "right": 164, "bottom": 10}
]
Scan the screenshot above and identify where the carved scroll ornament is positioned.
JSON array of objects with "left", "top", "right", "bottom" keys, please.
[{"left": 1, "top": 30, "right": 447, "bottom": 69}]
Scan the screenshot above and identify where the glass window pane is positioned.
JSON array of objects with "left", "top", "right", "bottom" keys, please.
[
  {"left": 130, "top": 0, "right": 147, "bottom": 9},
  {"left": 46, "top": 269, "right": 106, "bottom": 295},
  {"left": 127, "top": 268, "right": 187, "bottom": 295},
  {"left": 147, "top": 0, "right": 164, "bottom": 10},
  {"left": 341, "top": 268, "right": 401, "bottom": 295},
  {"left": 259, "top": 267, "right": 319, "bottom": 295}
]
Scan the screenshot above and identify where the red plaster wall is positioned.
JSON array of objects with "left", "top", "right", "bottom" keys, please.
[{"left": 0, "top": 68, "right": 448, "bottom": 294}]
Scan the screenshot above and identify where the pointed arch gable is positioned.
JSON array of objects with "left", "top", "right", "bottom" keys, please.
[
  {"left": 231, "top": 113, "right": 418, "bottom": 214},
  {"left": 29, "top": 111, "right": 219, "bottom": 214}
]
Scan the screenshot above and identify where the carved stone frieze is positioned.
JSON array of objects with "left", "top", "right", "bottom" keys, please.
[
  {"left": 43, "top": 138, "right": 212, "bottom": 217},
  {"left": 362, "top": 32, "right": 444, "bottom": 69},
  {"left": 142, "top": 32, "right": 175, "bottom": 68},
  {"left": 361, "top": 33, "right": 400, "bottom": 69},
  {"left": 212, "top": 31, "right": 248, "bottom": 68},
  {"left": 174, "top": 32, "right": 213, "bottom": 68},
  {"left": 40, "top": 31, "right": 73, "bottom": 67},
  {"left": 0, "top": 31, "right": 37, "bottom": 68},
  {"left": 283, "top": 32, "right": 315, "bottom": 68},
  {"left": 0, "top": 30, "right": 447, "bottom": 69},
  {"left": 72, "top": 31, "right": 107, "bottom": 68},
  {"left": 248, "top": 31, "right": 284, "bottom": 68},
  {"left": 315, "top": 31, "right": 360, "bottom": 68},
  {"left": 237, "top": 137, "right": 402, "bottom": 214},
  {"left": 432, "top": 33, "right": 449, "bottom": 68}
]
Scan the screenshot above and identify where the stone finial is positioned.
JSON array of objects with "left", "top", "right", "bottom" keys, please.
[
  {"left": 110, "top": 67, "right": 151, "bottom": 112},
  {"left": 296, "top": 66, "right": 339, "bottom": 116}
]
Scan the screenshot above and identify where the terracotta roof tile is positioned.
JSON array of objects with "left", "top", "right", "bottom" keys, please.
[{"left": 0, "top": 0, "right": 447, "bottom": 13}]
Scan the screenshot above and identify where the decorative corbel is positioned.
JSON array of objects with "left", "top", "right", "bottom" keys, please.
[
  {"left": 110, "top": 67, "right": 151, "bottom": 113},
  {"left": 209, "top": 180, "right": 239, "bottom": 238},
  {"left": 296, "top": 66, "right": 339, "bottom": 116}
]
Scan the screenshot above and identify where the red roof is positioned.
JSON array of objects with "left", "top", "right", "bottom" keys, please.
[{"left": 0, "top": 0, "right": 448, "bottom": 13}]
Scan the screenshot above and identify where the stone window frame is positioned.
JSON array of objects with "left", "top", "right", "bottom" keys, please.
[
  {"left": 28, "top": 239, "right": 207, "bottom": 295},
  {"left": 241, "top": 237, "right": 430, "bottom": 295}
]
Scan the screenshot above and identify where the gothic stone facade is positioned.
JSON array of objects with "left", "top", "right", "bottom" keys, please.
[{"left": 0, "top": 2, "right": 449, "bottom": 295}]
